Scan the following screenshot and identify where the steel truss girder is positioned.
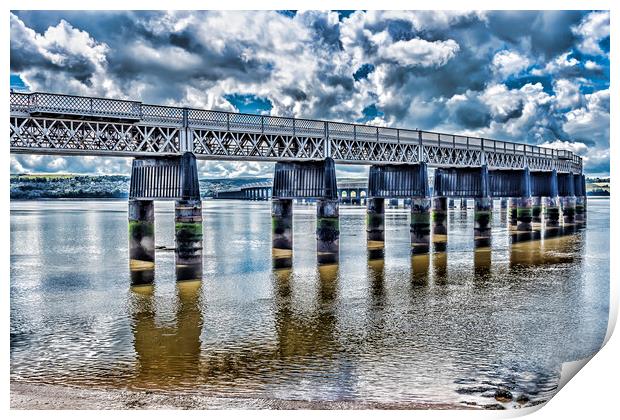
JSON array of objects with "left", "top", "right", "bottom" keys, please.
[
  {"left": 10, "top": 116, "right": 180, "bottom": 157},
  {"left": 10, "top": 115, "right": 583, "bottom": 174},
  {"left": 190, "top": 129, "right": 326, "bottom": 161}
]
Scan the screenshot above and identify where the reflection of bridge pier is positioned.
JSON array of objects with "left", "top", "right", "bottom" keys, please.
[
  {"left": 273, "top": 264, "right": 339, "bottom": 362},
  {"left": 128, "top": 199, "right": 155, "bottom": 283},
  {"left": 510, "top": 230, "right": 578, "bottom": 267},
  {"left": 432, "top": 251, "right": 448, "bottom": 284},
  {"left": 130, "top": 280, "right": 203, "bottom": 388},
  {"left": 411, "top": 254, "right": 430, "bottom": 286},
  {"left": 474, "top": 248, "right": 492, "bottom": 277}
]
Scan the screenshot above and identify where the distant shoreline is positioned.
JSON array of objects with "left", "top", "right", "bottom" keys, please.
[
  {"left": 10, "top": 197, "right": 129, "bottom": 202},
  {"left": 10, "top": 196, "right": 611, "bottom": 201}
]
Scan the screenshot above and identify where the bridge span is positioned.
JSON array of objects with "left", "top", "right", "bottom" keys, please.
[
  {"left": 214, "top": 179, "right": 371, "bottom": 205},
  {"left": 10, "top": 91, "right": 582, "bottom": 172},
  {"left": 9, "top": 91, "right": 587, "bottom": 281}
]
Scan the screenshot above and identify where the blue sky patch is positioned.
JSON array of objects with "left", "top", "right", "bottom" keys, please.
[
  {"left": 358, "top": 104, "right": 384, "bottom": 122},
  {"left": 353, "top": 63, "right": 375, "bottom": 81},
  {"left": 224, "top": 93, "right": 273, "bottom": 114},
  {"left": 334, "top": 10, "right": 356, "bottom": 21},
  {"left": 599, "top": 36, "right": 610, "bottom": 53},
  {"left": 505, "top": 75, "right": 554, "bottom": 95},
  {"left": 10, "top": 73, "right": 28, "bottom": 91},
  {"left": 277, "top": 10, "right": 296, "bottom": 18}
]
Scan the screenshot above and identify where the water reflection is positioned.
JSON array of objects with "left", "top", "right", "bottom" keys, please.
[
  {"left": 368, "top": 258, "right": 386, "bottom": 306},
  {"left": 130, "top": 280, "right": 203, "bottom": 389},
  {"left": 432, "top": 233, "right": 448, "bottom": 253},
  {"left": 474, "top": 249, "right": 492, "bottom": 278},
  {"left": 367, "top": 244, "right": 385, "bottom": 260},
  {"left": 10, "top": 199, "right": 609, "bottom": 408},
  {"left": 273, "top": 264, "right": 339, "bottom": 372},
  {"left": 411, "top": 254, "right": 430, "bottom": 286},
  {"left": 432, "top": 251, "right": 448, "bottom": 283},
  {"left": 130, "top": 265, "right": 155, "bottom": 286},
  {"left": 510, "top": 231, "right": 578, "bottom": 267},
  {"left": 510, "top": 229, "right": 542, "bottom": 244}
]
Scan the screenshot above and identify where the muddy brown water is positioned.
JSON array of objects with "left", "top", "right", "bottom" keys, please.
[{"left": 10, "top": 199, "right": 609, "bottom": 408}]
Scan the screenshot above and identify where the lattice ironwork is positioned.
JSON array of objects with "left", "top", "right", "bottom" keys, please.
[
  {"left": 24, "top": 92, "right": 142, "bottom": 120},
  {"left": 190, "top": 130, "right": 325, "bottom": 161},
  {"left": 10, "top": 116, "right": 180, "bottom": 156},
  {"left": 9, "top": 91, "right": 583, "bottom": 173},
  {"left": 142, "top": 105, "right": 184, "bottom": 125}
]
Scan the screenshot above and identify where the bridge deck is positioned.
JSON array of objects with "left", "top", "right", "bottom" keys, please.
[{"left": 10, "top": 91, "right": 582, "bottom": 173}]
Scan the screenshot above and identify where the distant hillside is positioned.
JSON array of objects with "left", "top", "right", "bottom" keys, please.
[
  {"left": 10, "top": 174, "right": 273, "bottom": 200},
  {"left": 586, "top": 177, "right": 610, "bottom": 196},
  {"left": 11, "top": 174, "right": 130, "bottom": 199}
]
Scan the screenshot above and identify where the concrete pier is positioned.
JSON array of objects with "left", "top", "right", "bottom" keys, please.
[
  {"left": 432, "top": 197, "right": 448, "bottom": 252},
  {"left": 575, "top": 196, "right": 586, "bottom": 224},
  {"left": 474, "top": 197, "right": 492, "bottom": 248},
  {"left": 560, "top": 196, "right": 576, "bottom": 225},
  {"left": 544, "top": 197, "right": 561, "bottom": 228},
  {"left": 575, "top": 174, "right": 587, "bottom": 225},
  {"left": 542, "top": 197, "right": 560, "bottom": 239},
  {"left": 316, "top": 198, "right": 340, "bottom": 265},
  {"left": 411, "top": 198, "right": 431, "bottom": 254},
  {"left": 128, "top": 200, "right": 155, "bottom": 285},
  {"left": 516, "top": 197, "right": 533, "bottom": 232},
  {"left": 531, "top": 196, "right": 542, "bottom": 224},
  {"left": 272, "top": 198, "right": 294, "bottom": 269},
  {"left": 366, "top": 197, "right": 385, "bottom": 259},
  {"left": 174, "top": 199, "right": 203, "bottom": 282},
  {"left": 508, "top": 198, "right": 518, "bottom": 227}
]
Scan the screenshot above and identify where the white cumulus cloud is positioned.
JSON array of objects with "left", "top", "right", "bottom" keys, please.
[
  {"left": 375, "top": 33, "right": 460, "bottom": 67},
  {"left": 10, "top": 11, "right": 610, "bottom": 176},
  {"left": 572, "top": 11, "right": 610, "bottom": 55},
  {"left": 491, "top": 50, "right": 530, "bottom": 79}
]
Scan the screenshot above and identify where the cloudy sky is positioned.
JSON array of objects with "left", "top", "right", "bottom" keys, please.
[{"left": 10, "top": 10, "right": 610, "bottom": 177}]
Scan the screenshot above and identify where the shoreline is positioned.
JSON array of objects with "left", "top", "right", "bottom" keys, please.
[
  {"left": 10, "top": 382, "right": 473, "bottom": 410},
  {"left": 9, "top": 195, "right": 611, "bottom": 202}
]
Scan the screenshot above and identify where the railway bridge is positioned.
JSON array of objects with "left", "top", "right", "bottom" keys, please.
[
  {"left": 214, "top": 182, "right": 272, "bottom": 201},
  {"left": 10, "top": 91, "right": 586, "bottom": 278}
]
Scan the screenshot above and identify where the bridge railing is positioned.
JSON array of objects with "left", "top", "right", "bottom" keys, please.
[
  {"left": 142, "top": 104, "right": 184, "bottom": 125},
  {"left": 13, "top": 92, "right": 143, "bottom": 120},
  {"left": 10, "top": 92, "right": 30, "bottom": 112},
  {"left": 10, "top": 91, "right": 582, "bottom": 171}
]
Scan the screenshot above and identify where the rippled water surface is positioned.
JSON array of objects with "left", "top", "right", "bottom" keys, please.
[{"left": 10, "top": 199, "right": 609, "bottom": 408}]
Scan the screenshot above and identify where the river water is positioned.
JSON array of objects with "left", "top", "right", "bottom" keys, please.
[{"left": 10, "top": 199, "right": 609, "bottom": 408}]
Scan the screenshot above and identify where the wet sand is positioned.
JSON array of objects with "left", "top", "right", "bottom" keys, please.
[{"left": 11, "top": 382, "right": 469, "bottom": 410}]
